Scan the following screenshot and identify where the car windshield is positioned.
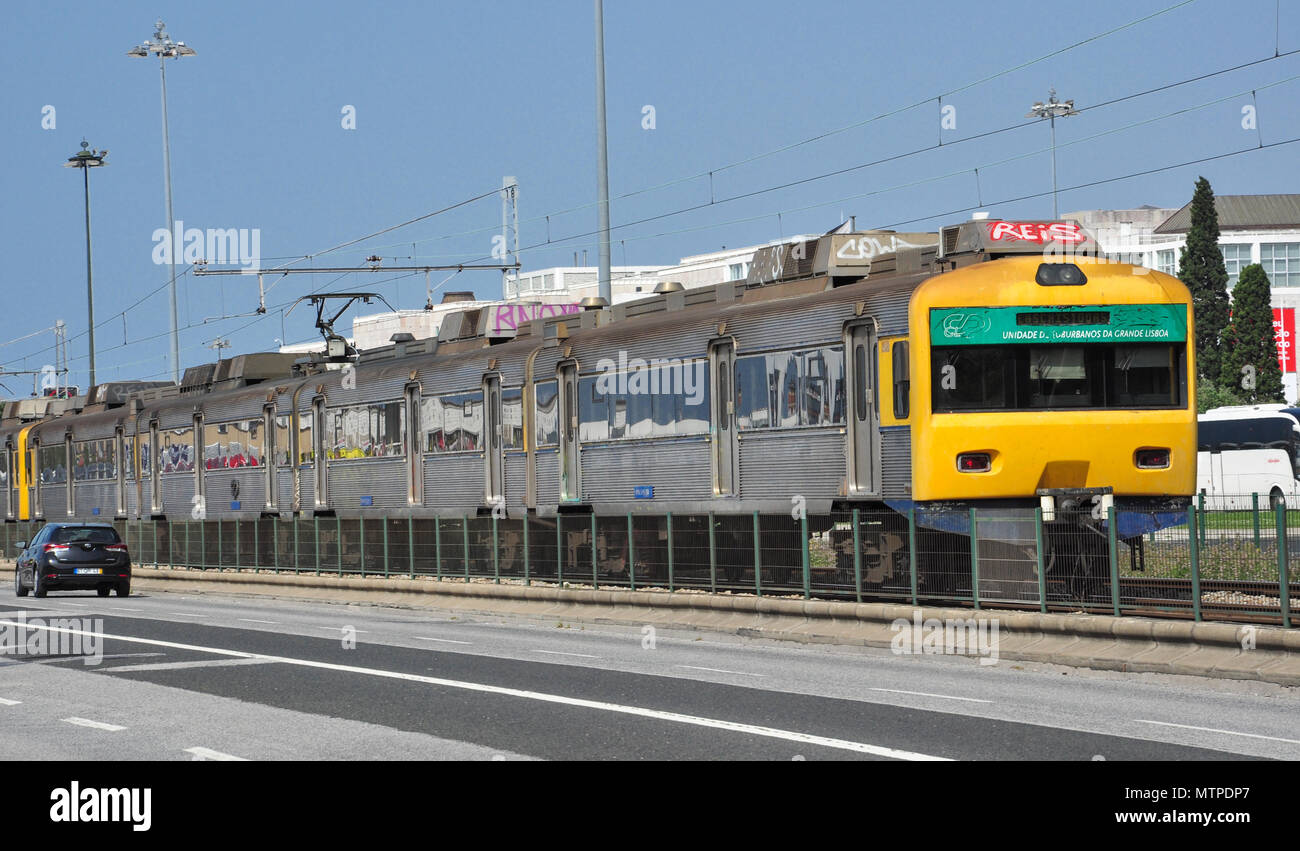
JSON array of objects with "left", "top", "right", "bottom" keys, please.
[{"left": 51, "top": 527, "right": 120, "bottom": 545}]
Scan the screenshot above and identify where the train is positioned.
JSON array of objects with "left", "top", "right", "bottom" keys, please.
[{"left": 0, "top": 217, "right": 1196, "bottom": 601}]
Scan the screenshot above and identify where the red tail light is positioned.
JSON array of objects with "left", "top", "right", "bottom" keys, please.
[
  {"left": 957, "top": 452, "right": 992, "bottom": 473},
  {"left": 105, "top": 544, "right": 128, "bottom": 553},
  {"left": 43, "top": 544, "right": 69, "bottom": 555},
  {"left": 1135, "top": 448, "right": 1170, "bottom": 469}
]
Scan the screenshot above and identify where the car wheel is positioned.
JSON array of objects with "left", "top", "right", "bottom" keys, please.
[
  {"left": 97, "top": 586, "right": 111, "bottom": 598},
  {"left": 116, "top": 582, "right": 130, "bottom": 598},
  {"left": 14, "top": 567, "right": 28, "bottom": 597},
  {"left": 33, "top": 570, "right": 47, "bottom": 598}
]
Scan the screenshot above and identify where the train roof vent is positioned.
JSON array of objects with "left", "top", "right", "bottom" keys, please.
[
  {"left": 940, "top": 225, "right": 961, "bottom": 258},
  {"left": 180, "top": 363, "right": 217, "bottom": 394}
]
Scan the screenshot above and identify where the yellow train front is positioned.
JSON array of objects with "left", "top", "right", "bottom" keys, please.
[{"left": 907, "top": 220, "right": 1195, "bottom": 601}]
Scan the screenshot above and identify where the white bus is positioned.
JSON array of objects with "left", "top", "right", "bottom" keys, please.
[{"left": 1197, "top": 410, "right": 1300, "bottom": 509}]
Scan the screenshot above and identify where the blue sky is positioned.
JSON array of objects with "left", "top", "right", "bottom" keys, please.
[{"left": 0, "top": 0, "right": 1296, "bottom": 389}]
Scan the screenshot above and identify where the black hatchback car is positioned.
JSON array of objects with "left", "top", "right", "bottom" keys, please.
[{"left": 14, "top": 524, "right": 131, "bottom": 598}]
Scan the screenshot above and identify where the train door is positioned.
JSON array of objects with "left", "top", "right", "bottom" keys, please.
[
  {"left": 313, "top": 397, "right": 327, "bottom": 509},
  {"left": 483, "top": 374, "right": 503, "bottom": 506},
  {"left": 6, "top": 441, "right": 16, "bottom": 520},
  {"left": 149, "top": 420, "right": 161, "bottom": 515},
  {"left": 115, "top": 426, "right": 127, "bottom": 517},
  {"left": 404, "top": 384, "right": 422, "bottom": 505},
  {"left": 63, "top": 433, "right": 74, "bottom": 517},
  {"left": 846, "top": 322, "right": 879, "bottom": 496},
  {"left": 29, "top": 439, "right": 40, "bottom": 519},
  {"left": 263, "top": 405, "right": 277, "bottom": 511},
  {"left": 559, "top": 362, "right": 580, "bottom": 502},
  {"left": 709, "top": 340, "right": 737, "bottom": 497}
]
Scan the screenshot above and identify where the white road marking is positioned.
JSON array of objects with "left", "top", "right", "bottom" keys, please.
[
  {"left": 59, "top": 603, "right": 88, "bottom": 608},
  {"left": 869, "top": 688, "right": 992, "bottom": 704},
  {"left": 185, "top": 746, "right": 248, "bottom": 761},
  {"left": 535, "top": 650, "right": 599, "bottom": 659},
  {"left": 677, "top": 665, "right": 764, "bottom": 677},
  {"left": 3, "top": 618, "right": 948, "bottom": 761},
  {"left": 63, "top": 717, "right": 126, "bottom": 732},
  {"left": 170, "top": 612, "right": 208, "bottom": 617},
  {"left": 238, "top": 619, "right": 278, "bottom": 625},
  {"left": 414, "top": 636, "right": 472, "bottom": 645},
  {"left": 0, "top": 698, "right": 21, "bottom": 706},
  {"left": 1135, "top": 719, "right": 1300, "bottom": 745},
  {"left": 108, "top": 658, "right": 278, "bottom": 673},
  {"left": 113, "top": 607, "right": 143, "bottom": 612},
  {"left": 317, "top": 626, "right": 368, "bottom": 633}
]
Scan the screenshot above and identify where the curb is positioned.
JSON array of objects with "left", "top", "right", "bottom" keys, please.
[{"left": 127, "top": 566, "right": 1300, "bottom": 687}]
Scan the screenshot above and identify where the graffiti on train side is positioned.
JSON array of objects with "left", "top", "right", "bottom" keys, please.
[{"left": 488, "top": 303, "right": 582, "bottom": 337}]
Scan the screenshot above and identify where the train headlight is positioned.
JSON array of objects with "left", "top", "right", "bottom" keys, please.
[
  {"left": 1135, "top": 448, "right": 1171, "bottom": 469},
  {"left": 1035, "top": 263, "right": 1087, "bottom": 286},
  {"left": 956, "top": 452, "right": 992, "bottom": 473}
]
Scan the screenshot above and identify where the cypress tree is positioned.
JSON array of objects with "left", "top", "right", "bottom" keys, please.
[
  {"left": 1177, "top": 177, "right": 1230, "bottom": 385},
  {"left": 1220, "top": 264, "right": 1284, "bottom": 403}
]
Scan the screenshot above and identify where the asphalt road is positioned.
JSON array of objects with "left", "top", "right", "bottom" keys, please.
[{"left": 1, "top": 581, "right": 1297, "bottom": 761}]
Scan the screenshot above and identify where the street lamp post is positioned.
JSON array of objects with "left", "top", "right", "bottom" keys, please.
[
  {"left": 64, "top": 140, "right": 106, "bottom": 389},
  {"left": 128, "top": 19, "right": 195, "bottom": 385},
  {"left": 1026, "top": 88, "right": 1078, "bottom": 220}
]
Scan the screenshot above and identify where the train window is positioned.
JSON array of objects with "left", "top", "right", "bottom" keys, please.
[
  {"left": 855, "top": 345, "right": 869, "bottom": 421},
  {"left": 38, "top": 443, "right": 69, "bottom": 485},
  {"left": 72, "top": 438, "right": 117, "bottom": 482},
  {"left": 157, "top": 427, "right": 195, "bottom": 474},
  {"left": 423, "top": 393, "right": 483, "bottom": 453},
  {"left": 122, "top": 434, "right": 134, "bottom": 480},
  {"left": 202, "top": 420, "right": 264, "bottom": 470},
  {"left": 564, "top": 380, "right": 575, "bottom": 444},
  {"left": 734, "top": 347, "right": 846, "bottom": 431},
  {"left": 579, "top": 377, "right": 609, "bottom": 442},
  {"left": 535, "top": 381, "right": 559, "bottom": 447},
  {"left": 501, "top": 388, "right": 524, "bottom": 450},
  {"left": 578, "top": 362, "right": 710, "bottom": 442},
  {"left": 932, "top": 343, "right": 1185, "bottom": 412},
  {"left": 325, "top": 401, "right": 406, "bottom": 459},
  {"left": 891, "top": 342, "right": 909, "bottom": 420},
  {"left": 718, "top": 361, "right": 729, "bottom": 432}
]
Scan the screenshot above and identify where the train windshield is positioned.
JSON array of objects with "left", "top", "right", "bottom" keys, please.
[{"left": 931, "top": 342, "right": 1185, "bottom": 412}]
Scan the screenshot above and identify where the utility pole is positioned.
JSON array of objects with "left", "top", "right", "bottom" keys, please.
[
  {"left": 128, "top": 19, "right": 196, "bottom": 384},
  {"left": 1026, "top": 88, "right": 1078, "bottom": 220},
  {"left": 501, "top": 177, "right": 519, "bottom": 298},
  {"left": 64, "top": 140, "right": 106, "bottom": 388},
  {"left": 594, "top": 0, "right": 612, "bottom": 305}
]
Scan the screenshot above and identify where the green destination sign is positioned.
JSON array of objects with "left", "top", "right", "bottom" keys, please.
[{"left": 930, "top": 304, "right": 1187, "bottom": 346}]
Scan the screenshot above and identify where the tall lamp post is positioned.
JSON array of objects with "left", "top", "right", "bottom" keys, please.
[
  {"left": 1026, "top": 88, "right": 1078, "bottom": 220},
  {"left": 64, "top": 140, "right": 106, "bottom": 389},
  {"left": 128, "top": 19, "right": 195, "bottom": 385}
]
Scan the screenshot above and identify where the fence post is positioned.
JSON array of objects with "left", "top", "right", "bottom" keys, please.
[
  {"left": 462, "top": 515, "right": 470, "bottom": 582},
  {"left": 1198, "top": 491, "right": 1207, "bottom": 547},
  {"left": 336, "top": 515, "right": 343, "bottom": 577},
  {"left": 556, "top": 515, "right": 563, "bottom": 585},
  {"left": 800, "top": 512, "right": 811, "bottom": 600},
  {"left": 523, "top": 516, "right": 530, "bottom": 586},
  {"left": 434, "top": 517, "right": 442, "bottom": 580},
  {"left": 908, "top": 508, "right": 918, "bottom": 607},
  {"left": 752, "top": 511, "right": 762, "bottom": 598},
  {"left": 708, "top": 511, "right": 716, "bottom": 595},
  {"left": 169, "top": 519, "right": 174, "bottom": 568},
  {"left": 852, "top": 508, "right": 862, "bottom": 604},
  {"left": 1035, "top": 507, "right": 1047, "bottom": 614},
  {"left": 590, "top": 513, "right": 598, "bottom": 590},
  {"left": 314, "top": 515, "right": 321, "bottom": 576},
  {"left": 666, "top": 512, "right": 675, "bottom": 592},
  {"left": 627, "top": 513, "right": 635, "bottom": 592},
  {"left": 153, "top": 520, "right": 159, "bottom": 568},
  {"left": 1252, "top": 492, "right": 1261, "bottom": 548},
  {"left": 968, "top": 507, "right": 980, "bottom": 610},
  {"left": 1107, "top": 505, "right": 1120, "bottom": 618},
  {"left": 1188, "top": 506, "right": 1201, "bottom": 623},
  {"left": 383, "top": 517, "right": 391, "bottom": 579},
  {"left": 1276, "top": 502, "right": 1291, "bottom": 629},
  {"left": 269, "top": 519, "right": 276, "bottom": 573},
  {"left": 359, "top": 515, "right": 365, "bottom": 578},
  {"left": 252, "top": 519, "right": 258, "bottom": 570},
  {"left": 200, "top": 519, "right": 206, "bottom": 570},
  {"left": 217, "top": 519, "right": 222, "bottom": 570},
  {"left": 234, "top": 519, "right": 240, "bottom": 570},
  {"left": 492, "top": 515, "right": 499, "bottom": 584},
  {"left": 407, "top": 514, "right": 415, "bottom": 579}
]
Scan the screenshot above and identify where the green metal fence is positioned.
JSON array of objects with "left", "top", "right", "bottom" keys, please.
[{"left": 3, "top": 496, "right": 1295, "bottom": 627}]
